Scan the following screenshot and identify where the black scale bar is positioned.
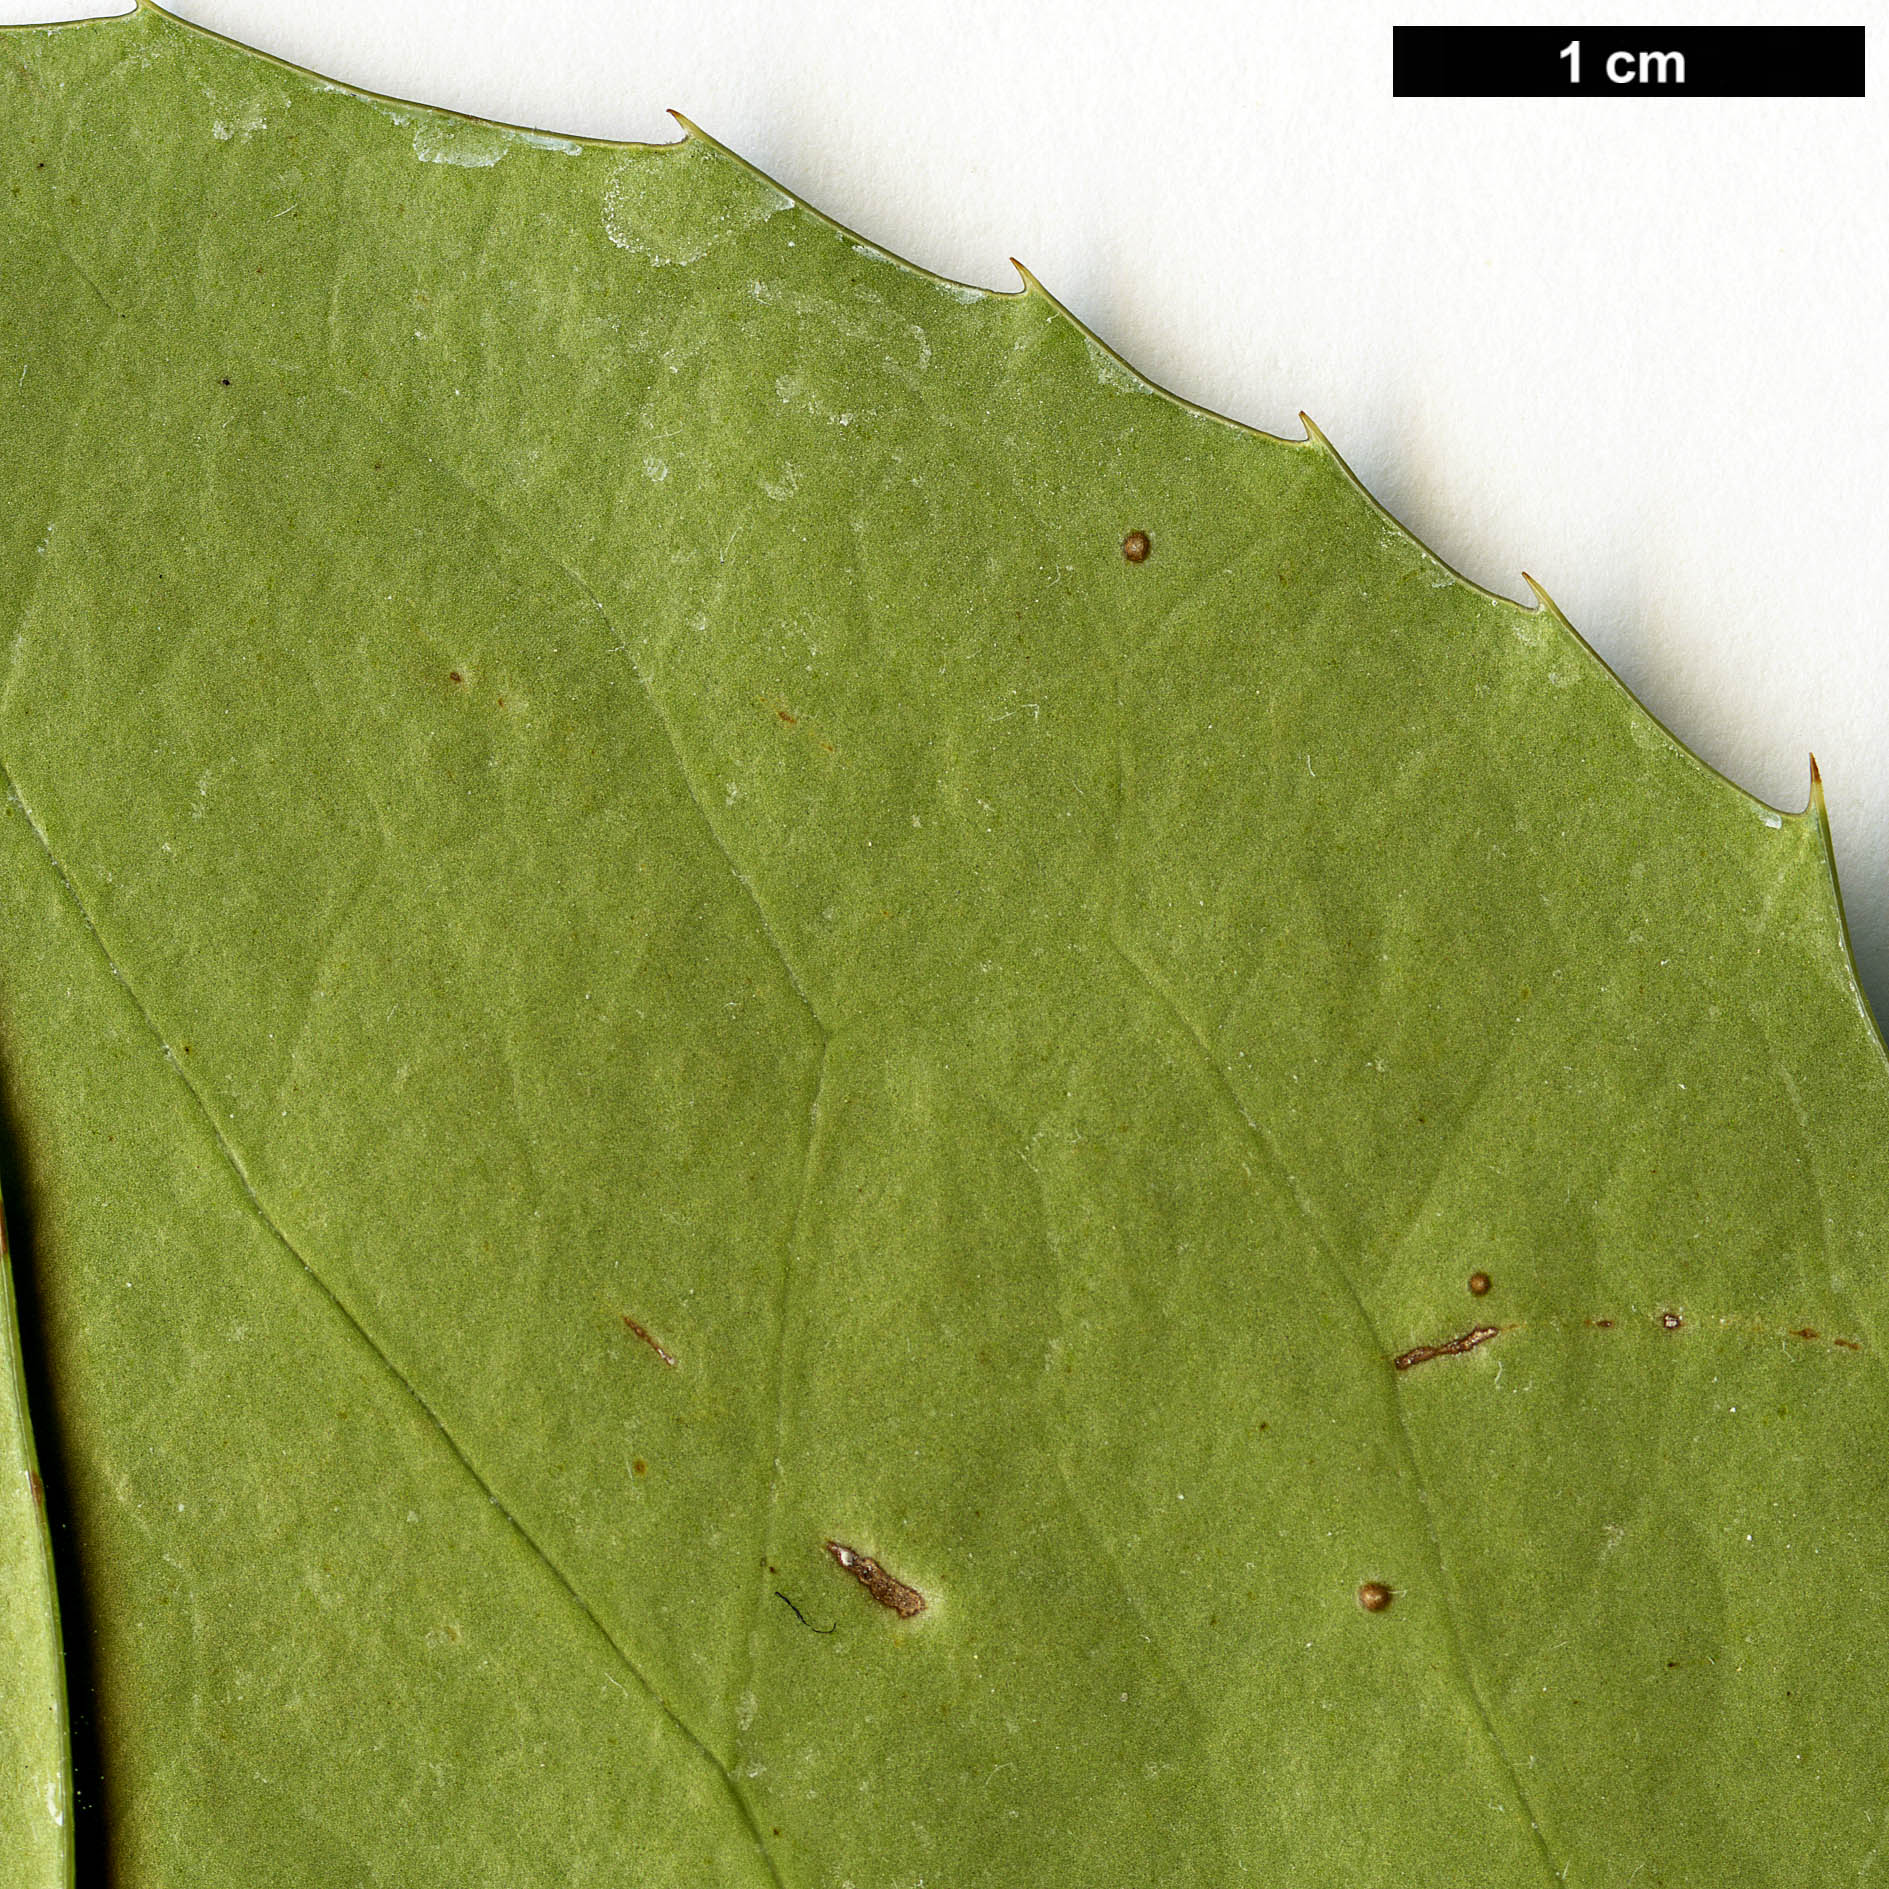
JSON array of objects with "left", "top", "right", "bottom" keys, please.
[{"left": 1393, "top": 26, "right": 1863, "bottom": 97}]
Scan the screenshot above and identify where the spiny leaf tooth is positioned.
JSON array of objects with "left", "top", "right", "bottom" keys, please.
[
  {"left": 1520, "top": 571, "right": 1569, "bottom": 619},
  {"left": 1007, "top": 256, "right": 1046, "bottom": 298}
]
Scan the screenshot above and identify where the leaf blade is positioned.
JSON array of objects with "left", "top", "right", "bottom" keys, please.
[{"left": 2, "top": 8, "right": 1887, "bottom": 1884}]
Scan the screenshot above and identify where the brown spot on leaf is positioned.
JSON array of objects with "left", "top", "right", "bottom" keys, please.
[
  {"left": 1794, "top": 1328, "right": 1819, "bottom": 1341},
  {"left": 1122, "top": 530, "right": 1151, "bottom": 563},
  {"left": 1834, "top": 1337, "right": 1862, "bottom": 1351},
  {"left": 1467, "top": 1272, "right": 1492, "bottom": 1297},
  {"left": 448, "top": 671, "right": 462, "bottom": 685},
  {"left": 1661, "top": 1312, "right": 1684, "bottom": 1331},
  {"left": 1393, "top": 1324, "right": 1502, "bottom": 1371},
  {"left": 632, "top": 1458, "right": 647, "bottom": 1477},
  {"left": 1357, "top": 1581, "right": 1393, "bottom": 1613},
  {"left": 28, "top": 1470, "right": 42, "bottom": 1507},
  {"left": 623, "top": 1315, "right": 677, "bottom": 1367},
  {"left": 1587, "top": 1318, "right": 1614, "bottom": 1330},
  {"left": 776, "top": 707, "right": 798, "bottom": 726},
  {"left": 825, "top": 1539, "right": 926, "bottom": 1618}
]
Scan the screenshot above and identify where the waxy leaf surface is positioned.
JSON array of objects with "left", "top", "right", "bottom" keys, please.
[{"left": 2, "top": 9, "right": 1887, "bottom": 1883}]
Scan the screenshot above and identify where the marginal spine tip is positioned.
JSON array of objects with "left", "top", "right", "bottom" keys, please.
[{"left": 1520, "top": 571, "right": 1567, "bottom": 618}]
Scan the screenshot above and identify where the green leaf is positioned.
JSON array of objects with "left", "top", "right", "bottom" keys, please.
[
  {"left": 0, "top": 1181, "right": 66, "bottom": 1886},
  {"left": 4, "top": 6, "right": 1888, "bottom": 1883}
]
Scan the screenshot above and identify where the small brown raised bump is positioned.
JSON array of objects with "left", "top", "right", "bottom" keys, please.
[
  {"left": 1357, "top": 1581, "right": 1393, "bottom": 1613},
  {"left": 1122, "top": 530, "right": 1151, "bottom": 564}
]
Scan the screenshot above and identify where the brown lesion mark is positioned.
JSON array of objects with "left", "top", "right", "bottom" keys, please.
[
  {"left": 1393, "top": 1324, "right": 1504, "bottom": 1372},
  {"left": 1122, "top": 529, "right": 1152, "bottom": 564},
  {"left": 1695, "top": 1311, "right": 1864, "bottom": 1353},
  {"left": 27, "top": 1470, "right": 42, "bottom": 1508},
  {"left": 622, "top": 1315, "right": 677, "bottom": 1368},
  {"left": 1577, "top": 1310, "right": 1863, "bottom": 1353},
  {"left": 760, "top": 695, "right": 837, "bottom": 755},
  {"left": 825, "top": 1540, "right": 927, "bottom": 1618}
]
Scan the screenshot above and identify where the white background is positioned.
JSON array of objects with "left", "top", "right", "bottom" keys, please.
[{"left": 10, "top": 1, "right": 1889, "bottom": 1007}]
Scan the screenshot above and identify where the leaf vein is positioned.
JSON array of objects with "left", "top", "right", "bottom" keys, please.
[
  {"left": 0, "top": 757, "right": 787, "bottom": 1889},
  {"left": 1104, "top": 922, "right": 1566, "bottom": 1886},
  {"left": 379, "top": 427, "right": 835, "bottom": 1042},
  {"left": 732, "top": 1034, "right": 833, "bottom": 1762}
]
